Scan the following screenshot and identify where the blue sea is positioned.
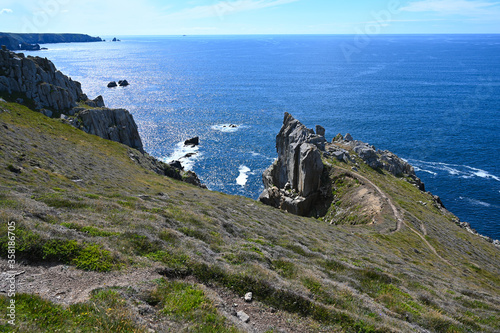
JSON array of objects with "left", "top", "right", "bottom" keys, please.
[{"left": 23, "top": 35, "right": 500, "bottom": 240}]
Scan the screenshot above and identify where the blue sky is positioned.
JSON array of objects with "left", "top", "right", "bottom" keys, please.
[{"left": 1, "top": 0, "right": 499, "bottom": 35}]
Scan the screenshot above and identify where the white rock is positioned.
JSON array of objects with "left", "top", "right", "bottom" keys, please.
[
  {"left": 237, "top": 311, "right": 250, "bottom": 323},
  {"left": 244, "top": 292, "right": 253, "bottom": 302}
]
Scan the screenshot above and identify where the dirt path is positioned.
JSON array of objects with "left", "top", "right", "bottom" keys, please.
[{"left": 330, "top": 164, "right": 451, "bottom": 266}]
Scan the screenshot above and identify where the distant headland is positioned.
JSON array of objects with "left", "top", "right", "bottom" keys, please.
[{"left": 0, "top": 33, "right": 103, "bottom": 51}]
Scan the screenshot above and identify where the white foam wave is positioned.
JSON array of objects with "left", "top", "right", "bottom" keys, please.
[
  {"left": 408, "top": 159, "right": 499, "bottom": 182},
  {"left": 236, "top": 165, "right": 251, "bottom": 186},
  {"left": 459, "top": 197, "right": 492, "bottom": 208},
  {"left": 211, "top": 124, "right": 242, "bottom": 133},
  {"left": 160, "top": 141, "right": 201, "bottom": 171},
  {"left": 413, "top": 166, "right": 438, "bottom": 176}
]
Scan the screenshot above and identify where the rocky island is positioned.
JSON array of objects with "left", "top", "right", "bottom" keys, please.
[{"left": 0, "top": 50, "right": 499, "bottom": 332}]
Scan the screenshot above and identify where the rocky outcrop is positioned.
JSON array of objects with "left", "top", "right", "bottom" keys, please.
[
  {"left": 260, "top": 113, "right": 427, "bottom": 216},
  {"left": 259, "top": 113, "right": 326, "bottom": 216},
  {"left": 74, "top": 108, "right": 144, "bottom": 153},
  {"left": 0, "top": 49, "right": 85, "bottom": 110},
  {"left": 127, "top": 149, "right": 205, "bottom": 188},
  {"left": 333, "top": 134, "right": 425, "bottom": 191}
]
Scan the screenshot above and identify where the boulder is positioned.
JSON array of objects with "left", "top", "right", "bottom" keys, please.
[
  {"left": 107, "top": 81, "right": 117, "bottom": 88},
  {"left": 184, "top": 137, "right": 199, "bottom": 146},
  {"left": 344, "top": 133, "right": 354, "bottom": 142},
  {"left": 118, "top": 80, "right": 129, "bottom": 87}
]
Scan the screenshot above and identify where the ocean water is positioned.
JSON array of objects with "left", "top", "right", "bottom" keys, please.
[{"left": 23, "top": 35, "right": 500, "bottom": 240}]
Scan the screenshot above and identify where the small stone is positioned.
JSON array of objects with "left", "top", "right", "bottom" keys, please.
[
  {"left": 237, "top": 311, "right": 250, "bottom": 323},
  {"left": 244, "top": 292, "right": 253, "bottom": 302}
]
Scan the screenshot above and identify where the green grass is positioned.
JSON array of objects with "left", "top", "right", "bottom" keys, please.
[
  {"left": 148, "top": 279, "right": 239, "bottom": 333},
  {"left": 0, "top": 290, "right": 145, "bottom": 332}
]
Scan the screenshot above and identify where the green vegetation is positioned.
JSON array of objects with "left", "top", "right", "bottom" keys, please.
[
  {"left": 148, "top": 279, "right": 238, "bottom": 333},
  {"left": 0, "top": 100, "right": 499, "bottom": 332}
]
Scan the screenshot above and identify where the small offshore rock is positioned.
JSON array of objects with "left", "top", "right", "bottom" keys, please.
[
  {"left": 237, "top": 311, "right": 250, "bottom": 323},
  {"left": 244, "top": 292, "right": 253, "bottom": 302},
  {"left": 107, "top": 81, "right": 117, "bottom": 88},
  {"left": 118, "top": 80, "right": 129, "bottom": 87},
  {"left": 184, "top": 136, "right": 199, "bottom": 146}
]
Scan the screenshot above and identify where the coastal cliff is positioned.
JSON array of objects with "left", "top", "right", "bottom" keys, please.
[
  {"left": 0, "top": 54, "right": 499, "bottom": 332},
  {"left": 0, "top": 33, "right": 102, "bottom": 51}
]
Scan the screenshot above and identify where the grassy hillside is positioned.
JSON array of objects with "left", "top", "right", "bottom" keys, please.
[{"left": 0, "top": 100, "right": 499, "bottom": 332}]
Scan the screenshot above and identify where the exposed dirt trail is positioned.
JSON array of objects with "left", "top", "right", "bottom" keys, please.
[{"left": 331, "top": 164, "right": 451, "bottom": 266}]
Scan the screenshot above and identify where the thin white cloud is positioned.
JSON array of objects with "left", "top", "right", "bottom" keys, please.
[
  {"left": 401, "top": 0, "right": 500, "bottom": 14},
  {"left": 164, "top": 0, "right": 300, "bottom": 20},
  {"left": 0, "top": 8, "right": 13, "bottom": 14}
]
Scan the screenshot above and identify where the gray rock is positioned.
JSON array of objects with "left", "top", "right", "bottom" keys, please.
[
  {"left": 118, "top": 80, "right": 129, "bottom": 87},
  {"left": 344, "top": 133, "right": 354, "bottom": 142},
  {"left": 85, "top": 95, "right": 105, "bottom": 108},
  {"left": 237, "top": 311, "right": 250, "bottom": 323},
  {"left": 354, "top": 145, "right": 382, "bottom": 169},
  {"left": 316, "top": 125, "right": 325, "bottom": 137},
  {"left": 259, "top": 112, "right": 325, "bottom": 216},
  {"left": 75, "top": 108, "right": 144, "bottom": 153},
  {"left": 0, "top": 49, "right": 84, "bottom": 110},
  {"left": 107, "top": 81, "right": 117, "bottom": 88}
]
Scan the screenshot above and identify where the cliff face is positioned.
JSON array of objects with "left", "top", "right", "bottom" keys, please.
[
  {"left": 0, "top": 33, "right": 102, "bottom": 51},
  {"left": 74, "top": 108, "right": 144, "bottom": 153},
  {"left": 0, "top": 50, "right": 84, "bottom": 110}
]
